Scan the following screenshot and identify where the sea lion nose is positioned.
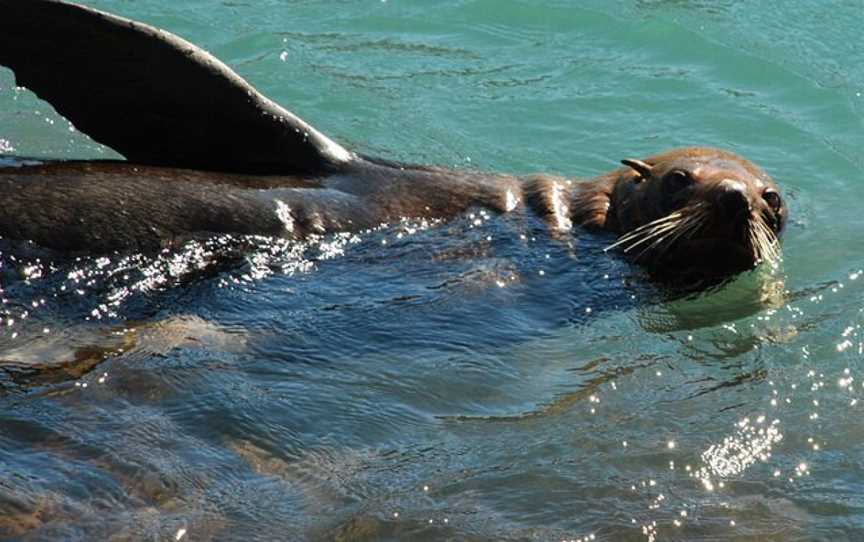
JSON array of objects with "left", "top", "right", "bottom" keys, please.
[{"left": 716, "top": 179, "right": 750, "bottom": 219}]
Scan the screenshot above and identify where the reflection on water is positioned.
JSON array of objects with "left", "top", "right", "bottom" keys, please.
[{"left": 636, "top": 265, "right": 788, "bottom": 333}]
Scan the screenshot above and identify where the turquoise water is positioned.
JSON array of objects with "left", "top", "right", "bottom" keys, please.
[{"left": 1, "top": 0, "right": 863, "bottom": 540}]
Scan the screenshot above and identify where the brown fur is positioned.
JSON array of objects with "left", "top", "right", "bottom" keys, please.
[{"left": 0, "top": 147, "right": 786, "bottom": 275}]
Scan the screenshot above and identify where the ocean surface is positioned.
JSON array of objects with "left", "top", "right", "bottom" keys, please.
[{"left": 1, "top": 1, "right": 863, "bottom": 540}]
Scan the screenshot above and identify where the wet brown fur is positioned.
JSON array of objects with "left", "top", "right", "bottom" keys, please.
[{"left": 0, "top": 146, "right": 785, "bottom": 274}]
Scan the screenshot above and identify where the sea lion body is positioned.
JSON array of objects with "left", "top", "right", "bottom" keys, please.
[
  {"left": 0, "top": 1, "right": 787, "bottom": 275},
  {"left": 0, "top": 148, "right": 785, "bottom": 277},
  {"left": 0, "top": 159, "right": 535, "bottom": 253}
]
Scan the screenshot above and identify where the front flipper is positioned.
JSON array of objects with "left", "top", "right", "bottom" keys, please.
[{"left": 0, "top": 0, "right": 351, "bottom": 174}]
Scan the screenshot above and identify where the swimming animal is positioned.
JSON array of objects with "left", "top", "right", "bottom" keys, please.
[{"left": 0, "top": 0, "right": 786, "bottom": 275}]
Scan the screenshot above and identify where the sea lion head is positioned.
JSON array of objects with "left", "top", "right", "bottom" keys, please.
[{"left": 604, "top": 147, "right": 787, "bottom": 275}]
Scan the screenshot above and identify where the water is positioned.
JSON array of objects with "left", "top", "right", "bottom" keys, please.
[{"left": 1, "top": 0, "right": 863, "bottom": 540}]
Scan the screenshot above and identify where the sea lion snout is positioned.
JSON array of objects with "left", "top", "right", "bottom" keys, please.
[{"left": 714, "top": 178, "right": 752, "bottom": 220}]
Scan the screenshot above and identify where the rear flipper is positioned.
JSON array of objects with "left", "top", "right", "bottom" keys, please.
[{"left": 0, "top": 0, "right": 352, "bottom": 174}]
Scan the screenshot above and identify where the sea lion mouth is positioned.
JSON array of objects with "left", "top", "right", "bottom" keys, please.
[
  {"left": 605, "top": 203, "right": 781, "bottom": 274},
  {"left": 663, "top": 238, "right": 758, "bottom": 273}
]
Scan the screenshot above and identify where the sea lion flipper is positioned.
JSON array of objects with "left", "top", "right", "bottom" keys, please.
[{"left": 0, "top": 0, "right": 351, "bottom": 173}]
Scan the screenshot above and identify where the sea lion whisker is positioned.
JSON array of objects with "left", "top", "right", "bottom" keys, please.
[
  {"left": 665, "top": 209, "right": 708, "bottom": 247},
  {"left": 624, "top": 222, "right": 683, "bottom": 245},
  {"left": 617, "top": 210, "right": 707, "bottom": 255},
  {"left": 631, "top": 210, "right": 706, "bottom": 261},
  {"left": 657, "top": 210, "right": 703, "bottom": 244},
  {"left": 605, "top": 204, "right": 705, "bottom": 252},
  {"left": 755, "top": 215, "right": 777, "bottom": 249},
  {"left": 752, "top": 216, "right": 780, "bottom": 264},
  {"left": 759, "top": 221, "right": 780, "bottom": 262},
  {"left": 747, "top": 221, "right": 758, "bottom": 255},
  {"left": 685, "top": 210, "right": 710, "bottom": 241},
  {"left": 755, "top": 224, "right": 770, "bottom": 262},
  {"left": 611, "top": 220, "right": 684, "bottom": 253},
  {"left": 625, "top": 228, "right": 683, "bottom": 257},
  {"left": 609, "top": 214, "right": 684, "bottom": 245},
  {"left": 649, "top": 210, "right": 708, "bottom": 259},
  {"left": 631, "top": 225, "right": 691, "bottom": 261},
  {"left": 606, "top": 223, "right": 678, "bottom": 252},
  {"left": 620, "top": 210, "right": 687, "bottom": 234},
  {"left": 749, "top": 223, "right": 762, "bottom": 263},
  {"left": 634, "top": 202, "right": 712, "bottom": 263},
  {"left": 757, "top": 234, "right": 772, "bottom": 264}
]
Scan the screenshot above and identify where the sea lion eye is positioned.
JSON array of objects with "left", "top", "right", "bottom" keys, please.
[
  {"left": 763, "top": 189, "right": 782, "bottom": 212},
  {"left": 664, "top": 170, "right": 693, "bottom": 193}
]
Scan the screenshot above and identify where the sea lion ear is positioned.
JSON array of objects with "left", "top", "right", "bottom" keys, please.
[{"left": 621, "top": 159, "right": 653, "bottom": 181}]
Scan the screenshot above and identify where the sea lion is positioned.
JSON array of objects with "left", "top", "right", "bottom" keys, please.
[
  {"left": 576, "top": 147, "right": 787, "bottom": 275},
  {"left": 0, "top": 0, "right": 787, "bottom": 275}
]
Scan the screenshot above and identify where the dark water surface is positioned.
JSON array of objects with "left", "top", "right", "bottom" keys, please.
[{"left": 1, "top": 1, "right": 863, "bottom": 540}]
